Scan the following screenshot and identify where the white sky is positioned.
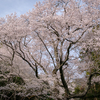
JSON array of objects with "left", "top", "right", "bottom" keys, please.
[{"left": 0, "top": 0, "right": 43, "bottom": 18}]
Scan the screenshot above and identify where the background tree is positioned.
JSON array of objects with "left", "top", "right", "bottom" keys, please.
[{"left": 75, "top": 24, "right": 100, "bottom": 100}]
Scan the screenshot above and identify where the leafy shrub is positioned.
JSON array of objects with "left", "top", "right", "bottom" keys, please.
[{"left": 8, "top": 75, "right": 25, "bottom": 85}]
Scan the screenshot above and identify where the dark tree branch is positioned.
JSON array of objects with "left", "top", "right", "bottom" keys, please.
[
  {"left": 35, "top": 63, "right": 39, "bottom": 78},
  {"left": 60, "top": 40, "right": 64, "bottom": 63},
  {"left": 28, "top": 50, "right": 48, "bottom": 74},
  {"left": 50, "top": 26, "right": 59, "bottom": 37},
  {"left": 65, "top": 26, "right": 93, "bottom": 45},
  {"left": 59, "top": 66, "right": 70, "bottom": 96},
  {"left": 16, "top": 51, "right": 36, "bottom": 72},
  {"left": 11, "top": 49, "right": 15, "bottom": 66},
  {"left": 18, "top": 40, "right": 25, "bottom": 58},
  {"left": 2, "top": 40, "right": 41, "bottom": 78},
  {"left": 72, "top": 28, "right": 82, "bottom": 33},
  {"left": 60, "top": 43, "right": 72, "bottom": 68},
  {"left": 35, "top": 31, "right": 56, "bottom": 68},
  {"left": 52, "top": 40, "right": 60, "bottom": 75}
]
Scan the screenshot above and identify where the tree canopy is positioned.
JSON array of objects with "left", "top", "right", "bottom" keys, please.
[{"left": 0, "top": 0, "right": 100, "bottom": 100}]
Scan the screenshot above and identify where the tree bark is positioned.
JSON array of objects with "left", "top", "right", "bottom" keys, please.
[{"left": 59, "top": 66, "right": 70, "bottom": 99}]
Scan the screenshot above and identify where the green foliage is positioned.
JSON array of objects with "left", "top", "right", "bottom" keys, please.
[
  {"left": 26, "top": 95, "right": 55, "bottom": 100},
  {"left": 74, "top": 86, "right": 85, "bottom": 94},
  {"left": 0, "top": 75, "right": 25, "bottom": 87},
  {"left": 96, "top": 24, "right": 100, "bottom": 30},
  {"left": 79, "top": 42, "right": 100, "bottom": 100},
  {"left": 88, "top": 82, "right": 100, "bottom": 95},
  {"left": 74, "top": 83, "right": 100, "bottom": 100},
  {"left": 84, "top": 82, "right": 100, "bottom": 100},
  {"left": 86, "top": 72, "right": 90, "bottom": 75},
  {"left": 0, "top": 71, "right": 2, "bottom": 74},
  {"left": 92, "top": 24, "right": 100, "bottom": 32},
  {"left": 45, "top": 98, "right": 54, "bottom": 100},
  {"left": 0, "top": 89, "right": 24, "bottom": 100},
  {"left": 8, "top": 75, "right": 25, "bottom": 85},
  {"left": 80, "top": 49, "right": 100, "bottom": 73},
  {"left": 88, "top": 50, "right": 100, "bottom": 71},
  {"left": 5, "top": 71, "right": 10, "bottom": 74},
  {"left": 74, "top": 86, "right": 80, "bottom": 94},
  {"left": 0, "top": 80, "right": 7, "bottom": 86},
  {"left": 0, "top": 76, "right": 4, "bottom": 79},
  {"left": 0, "top": 70, "right": 8, "bottom": 86}
]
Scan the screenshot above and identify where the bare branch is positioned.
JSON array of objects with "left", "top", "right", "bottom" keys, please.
[
  {"left": 18, "top": 40, "right": 25, "bottom": 58},
  {"left": 60, "top": 43, "right": 72, "bottom": 68},
  {"left": 28, "top": 50, "right": 48, "bottom": 74},
  {"left": 50, "top": 26, "right": 59, "bottom": 37},
  {"left": 16, "top": 51, "right": 36, "bottom": 72},
  {"left": 35, "top": 31, "right": 56, "bottom": 68}
]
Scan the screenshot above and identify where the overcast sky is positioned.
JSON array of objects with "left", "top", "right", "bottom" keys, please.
[{"left": 0, "top": 0, "right": 43, "bottom": 18}]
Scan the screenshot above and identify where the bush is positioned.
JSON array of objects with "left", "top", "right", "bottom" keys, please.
[{"left": 8, "top": 75, "right": 25, "bottom": 85}]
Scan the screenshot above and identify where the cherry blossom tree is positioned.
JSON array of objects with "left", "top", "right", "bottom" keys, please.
[{"left": 0, "top": 0, "right": 100, "bottom": 99}]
